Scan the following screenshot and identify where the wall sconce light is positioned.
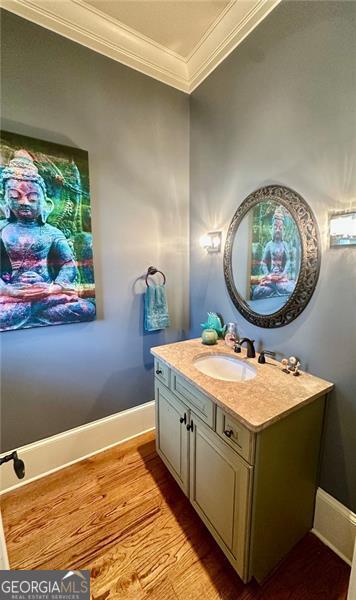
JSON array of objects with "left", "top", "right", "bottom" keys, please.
[
  {"left": 329, "top": 211, "right": 356, "bottom": 247},
  {"left": 200, "top": 231, "right": 222, "bottom": 253}
]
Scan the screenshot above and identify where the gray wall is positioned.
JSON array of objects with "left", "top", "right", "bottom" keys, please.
[
  {"left": 190, "top": 1, "right": 356, "bottom": 510},
  {"left": 0, "top": 10, "right": 189, "bottom": 451}
]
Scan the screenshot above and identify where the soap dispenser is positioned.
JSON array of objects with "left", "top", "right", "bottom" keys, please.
[{"left": 225, "top": 322, "right": 238, "bottom": 348}]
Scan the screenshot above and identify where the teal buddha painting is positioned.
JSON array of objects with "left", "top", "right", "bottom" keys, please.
[{"left": 0, "top": 131, "right": 96, "bottom": 331}]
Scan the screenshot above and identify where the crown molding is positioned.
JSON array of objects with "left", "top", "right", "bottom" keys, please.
[
  {"left": 72, "top": 0, "right": 185, "bottom": 62},
  {"left": 1, "top": 0, "right": 190, "bottom": 91},
  {"left": 188, "top": 0, "right": 282, "bottom": 92},
  {"left": 1, "top": 0, "right": 282, "bottom": 94}
]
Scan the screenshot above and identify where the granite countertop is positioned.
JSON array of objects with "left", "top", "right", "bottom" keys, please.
[{"left": 151, "top": 338, "right": 333, "bottom": 432}]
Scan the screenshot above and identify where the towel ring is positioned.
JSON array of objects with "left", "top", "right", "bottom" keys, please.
[{"left": 145, "top": 266, "right": 166, "bottom": 287}]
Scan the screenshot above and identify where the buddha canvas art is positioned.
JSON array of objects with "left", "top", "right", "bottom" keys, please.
[{"left": 0, "top": 131, "right": 96, "bottom": 332}]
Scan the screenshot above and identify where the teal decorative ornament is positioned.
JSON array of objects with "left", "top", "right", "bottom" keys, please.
[
  {"left": 200, "top": 312, "right": 225, "bottom": 338},
  {"left": 201, "top": 328, "right": 218, "bottom": 345}
]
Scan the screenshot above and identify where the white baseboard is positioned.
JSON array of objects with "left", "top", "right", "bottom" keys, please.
[
  {"left": 0, "top": 401, "right": 155, "bottom": 495},
  {"left": 313, "top": 487, "right": 356, "bottom": 566}
]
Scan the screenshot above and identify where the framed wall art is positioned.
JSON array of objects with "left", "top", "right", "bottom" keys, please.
[{"left": 0, "top": 131, "right": 96, "bottom": 332}]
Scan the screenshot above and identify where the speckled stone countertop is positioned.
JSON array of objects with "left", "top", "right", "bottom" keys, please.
[{"left": 151, "top": 338, "right": 333, "bottom": 432}]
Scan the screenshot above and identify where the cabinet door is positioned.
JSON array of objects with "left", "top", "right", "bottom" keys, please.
[
  {"left": 155, "top": 382, "right": 189, "bottom": 495},
  {"left": 189, "top": 415, "right": 252, "bottom": 581}
]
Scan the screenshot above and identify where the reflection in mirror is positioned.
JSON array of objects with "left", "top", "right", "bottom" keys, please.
[
  {"left": 224, "top": 185, "right": 320, "bottom": 328},
  {"left": 232, "top": 201, "right": 301, "bottom": 316}
]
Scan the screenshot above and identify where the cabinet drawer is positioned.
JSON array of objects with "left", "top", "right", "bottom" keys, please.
[
  {"left": 216, "top": 407, "right": 255, "bottom": 464},
  {"left": 170, "top": 372, "right": 215, "bottom": 428},
  {"left": 154, "top": 358, "right": 170, "bottom": 388}
]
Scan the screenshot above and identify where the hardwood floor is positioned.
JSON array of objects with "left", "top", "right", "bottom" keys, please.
[{"left": 1, "top": 431, "right": 350, "bottom": 599}]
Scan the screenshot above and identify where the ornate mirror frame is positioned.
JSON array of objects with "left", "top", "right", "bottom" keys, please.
[{"left": 223, "top": 185, "right": 321, "bottom": 328}]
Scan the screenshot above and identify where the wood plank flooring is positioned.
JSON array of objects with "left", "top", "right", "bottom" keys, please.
[{"left": 1, "top": 431, "right": 350, "bottom": 599}]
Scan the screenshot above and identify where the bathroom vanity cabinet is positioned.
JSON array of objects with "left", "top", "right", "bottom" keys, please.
[
  {"left": 152, "top": 341, "right": 333, "bottom": 583},
  {"left": 156, "top": 379, "right": 252, "bottom": 579}
]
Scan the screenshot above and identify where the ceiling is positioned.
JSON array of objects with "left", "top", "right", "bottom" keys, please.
[{"left": 2, "top": 0, "right": 282, "bottom": 93}]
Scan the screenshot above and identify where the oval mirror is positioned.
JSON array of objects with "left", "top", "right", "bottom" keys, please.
[{"left": 224, "top": 185, "right": 321, "bottom": 328}]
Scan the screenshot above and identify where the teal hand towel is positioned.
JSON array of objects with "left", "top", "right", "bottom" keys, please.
[{"left": 144, "top": 284, "right": 170, "bottom": 331}]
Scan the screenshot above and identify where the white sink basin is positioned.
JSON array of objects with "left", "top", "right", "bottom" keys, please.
[{"left": 193, "top": 353, "right": 257, "bottom": 382}]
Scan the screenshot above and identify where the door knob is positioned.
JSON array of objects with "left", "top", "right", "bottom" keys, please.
[
  {"left": 179, "top": 413, "right": 187, "bottom": 424},
  {"left": 187, "top": 420, "right": 194, "bottom": 431},
  {"left": 156, "top": 369, "right": 162, "bottom": 375},
  {"left": 224, "top": 429, "right": 233, "bottom": 438}
]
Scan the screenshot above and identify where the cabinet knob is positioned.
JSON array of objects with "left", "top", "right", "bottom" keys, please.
[
  {"left": 224, "top": 429, "right": 233, "bottom": 438},
  {"left": 179, "top": 413, "right": 187, "bottom": 425},
  {"left": 156, "top": 369, "right": 162, "bottom": 375},
  {"left": 187, "top": 420, "right": 194, "bottom": 432}
]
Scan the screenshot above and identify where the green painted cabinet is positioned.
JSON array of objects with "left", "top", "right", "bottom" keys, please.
[
  {"left": 154, "top": 360, "right": 326, "bottom": 584},
  {"left": 189, "top": 415, "right": 252, "bottom": 580},
  {"left": 155, "top": 378, "right": 252, "bottom": 581},
  {"left": 155, "top": 382, "right": 189, "bottom": 495}
]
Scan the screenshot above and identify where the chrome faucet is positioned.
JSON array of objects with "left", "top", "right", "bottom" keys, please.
[{"left": 235, "top": 337, "right": 256, "bottom": 358}]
